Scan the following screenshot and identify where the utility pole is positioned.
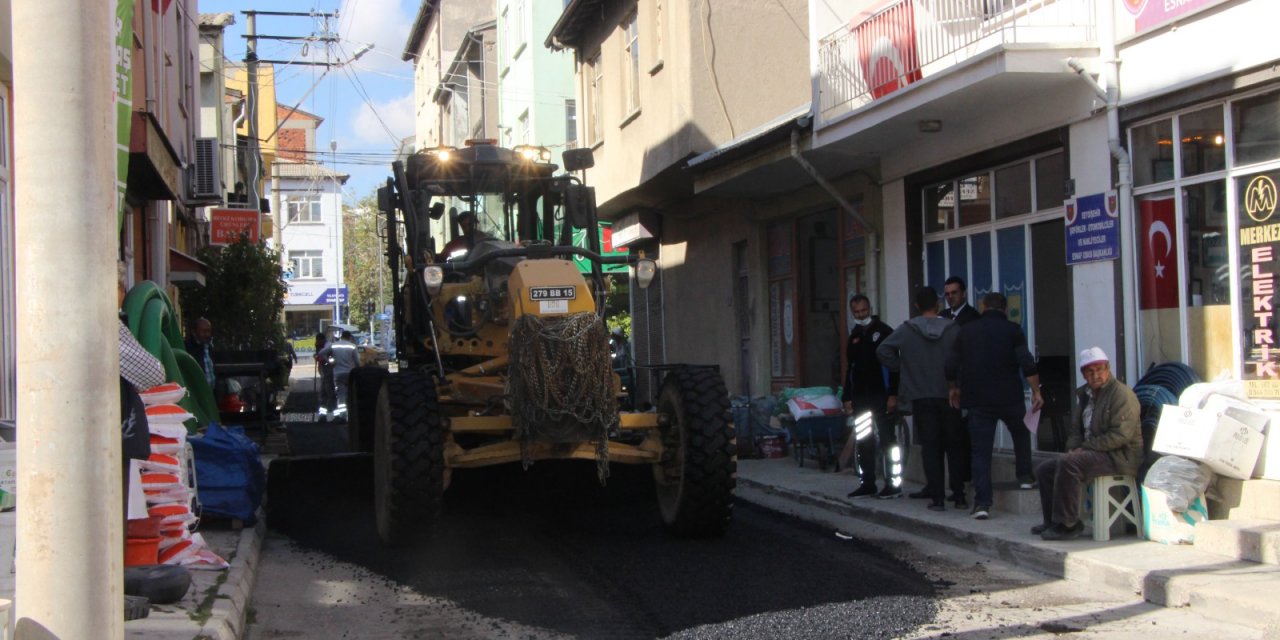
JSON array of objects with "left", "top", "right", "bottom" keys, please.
[
  {"left": 240, "top": 10, "right": 347, "bottom": 330},
  {"left": 331, "top": 139, "right": 342, "bottom": 325},
  {"left": 14, "top": 0, "right": 119, "bottom": 636}
]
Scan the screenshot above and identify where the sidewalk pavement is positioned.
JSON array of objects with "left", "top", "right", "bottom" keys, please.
[
  {"left": 124, "top": 517, "right": 265, "bottom": 639},
  {"left": 736, "top": 456, "right": 1280, "bottom": 633}
]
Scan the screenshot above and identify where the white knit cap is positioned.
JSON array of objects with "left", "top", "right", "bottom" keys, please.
[{"left": 1079, "top": 347, "right": 1109, "bottom": 369}]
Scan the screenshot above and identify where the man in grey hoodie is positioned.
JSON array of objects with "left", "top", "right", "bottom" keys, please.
[{"left": 877, "top": 287, "right": 963, "bottom": 511}]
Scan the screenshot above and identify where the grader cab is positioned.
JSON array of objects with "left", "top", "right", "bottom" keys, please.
[{"left": 349, "top": 141, "right": 736, "bottom": 545}]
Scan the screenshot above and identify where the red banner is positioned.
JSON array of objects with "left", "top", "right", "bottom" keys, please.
[
  {"left": 210, "top": 208, "right": 260, "bottom": 246},
  {"left": 1139, "top": 197, "right": 1179, "bottom": 310},
  {"left": 852, "top": 0, "right": 923, "bottom": 100}
]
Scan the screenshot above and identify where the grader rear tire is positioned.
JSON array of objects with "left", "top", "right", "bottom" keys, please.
[
  {"left": 374, "top": 370, "right": 445, "bottom": 545},
  {"left": 654, "top": 367, "right": 736, "bottom": 537},
  {"left": 347, "top": 366, "right": 389, "bottom": 453}
]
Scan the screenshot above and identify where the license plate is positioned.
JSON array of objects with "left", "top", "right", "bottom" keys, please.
[
  {"left": 529, "top": 286, "right": 576, "bottom": 300},
  {"left": 539, "top": 300, "right": 569, "bottom": 314}
]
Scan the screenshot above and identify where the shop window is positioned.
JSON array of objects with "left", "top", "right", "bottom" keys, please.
[
  {"left": 1132, "top": 118, "right": 1174, "bottom": 187},
  {"left": 996, "top": 226, "right": 1027, "bottom": 330},
  {"left": 1136, "top": 192, "right": 1181, "bottom": 366},
  {"left": 1238, "top": 168, "right": 1280, "bottom": 395},
  {"left": 996, "top": 161, "right": 1031, "bottom": 219},
  {"left": 957, "top": 175, "right": 991, "bottom": 227},
  {"left": 1233, "top": 90, "right": 1280, "bottom": 168},
  {"left": 1034, "top": 151, "right": 1066, "bottom": 211},
  {"left": 1180, "top": 106, "right": 1225, "bottom": 177},
  {"left": 924, "top": 182, "right": 953, "bottom": 233},
  {"left": 1183, "top": 180, "right": 1231, "bottom": 379},
  {"left": 769, "top": 280, "right": 796, "bottom": 378}
]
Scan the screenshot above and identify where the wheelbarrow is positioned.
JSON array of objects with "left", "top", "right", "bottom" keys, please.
[{"left": 786, "top": 414, "right": 845, "bottom": 471}]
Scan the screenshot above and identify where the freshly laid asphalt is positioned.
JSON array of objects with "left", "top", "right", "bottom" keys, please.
[{"left": 122, "top": 365, "right": 1280, "bottom": 638}]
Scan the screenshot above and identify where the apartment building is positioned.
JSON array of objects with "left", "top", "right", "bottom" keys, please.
[{"left": 272, "top": 105, "right": 350, "bottom": 337}]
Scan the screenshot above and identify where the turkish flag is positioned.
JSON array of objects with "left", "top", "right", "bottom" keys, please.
[
  {"left": 1139, "top": 197, "right": 1179, "bottom": 310},
  {"left": 852, "top": 0, "right": 923, "bottom": 100}
]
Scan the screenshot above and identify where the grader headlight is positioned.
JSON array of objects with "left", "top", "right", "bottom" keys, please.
[{"left": 422, "top": 265, "right": 444, "bottom": 295}]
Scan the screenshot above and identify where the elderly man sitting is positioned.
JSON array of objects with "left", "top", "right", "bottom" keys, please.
[{"left": 1032, "top": 347, "right": 1143, "bottom": 540}]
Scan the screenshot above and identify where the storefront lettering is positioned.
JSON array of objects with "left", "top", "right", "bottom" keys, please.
[
  {"left": 1250, "top": 245, "right": 1277, "bottom": 377},
  {"left": 1240, "top": 222, "right": 1280, "bottom": 246}
]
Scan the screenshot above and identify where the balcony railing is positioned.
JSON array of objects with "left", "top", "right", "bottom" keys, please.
[{"left": 818, "top": 0, "right": 1096, "bottom": 124}]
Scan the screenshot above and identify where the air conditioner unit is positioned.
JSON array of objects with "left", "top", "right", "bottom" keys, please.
[{"left": 188, "top": 137, "right": 220, "bottom": 201}]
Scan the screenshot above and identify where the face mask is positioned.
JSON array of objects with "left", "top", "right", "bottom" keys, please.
[{"left": 853, "top": 316, "right": 872, "bottom": 327}]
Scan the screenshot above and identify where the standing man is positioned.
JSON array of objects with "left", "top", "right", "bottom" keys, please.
[
  {"left": 877, "top": 286, "right": 961, "bottom": 511},
  {"left": 1033, "top": 347, "right": 1142, "bottom": 540},
  {"left": 841, "top": 295, "right": 900, "bottom": 499},
  {"left": 317, "top": 330, "right": 360, "bottom": 421},
  {"left": 941, "top": 277, "right": 981, "bottom": 324},
  {"left": 184, "top": 317, "right": 215, "bottom": 390},
  {"left": 945, "top": 292, "right": 1043, "bottom": 520},
  {"left": 936, "top": 275, "right": 978, "bottom": 507}
]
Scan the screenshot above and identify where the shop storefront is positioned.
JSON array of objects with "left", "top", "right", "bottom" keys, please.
[{"left": 1128, "top": 85, "right": 1280, "bottom": 388}]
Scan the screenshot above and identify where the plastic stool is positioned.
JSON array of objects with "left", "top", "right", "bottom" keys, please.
[{"left": 1086, "top": 475, "right": 1142, "bottom": 541}]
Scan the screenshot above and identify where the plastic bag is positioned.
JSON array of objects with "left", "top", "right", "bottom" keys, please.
[
  {"left": 1142, "top": 455, "right": 1213, "bottom": 512},
  {"left": 189, "top": 422, "right": 265, "bottom": 525}
]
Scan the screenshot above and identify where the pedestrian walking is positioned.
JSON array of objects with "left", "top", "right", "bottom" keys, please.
[
  {"left": 840, "top": 295, "right": 901, "bottom": 499},
  {"left": 876, "top": 286, "right": 962, "bottom": 511},
  {"left": 944, "top": 292, "right": 1043, "bottom": 520},
  {"left": 314, "top": 332, "right": 336, "bottom": 421},
  {"left": 1032, "top": 347, "right": 1142, "bottom": 540},
  {"left": 316, "top": 330, "right": 360, "bottom": 421}
]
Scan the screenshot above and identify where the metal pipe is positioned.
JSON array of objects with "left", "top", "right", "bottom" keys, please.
[
  {"left": 790, "top": 127, "right": 880, "bottom": 309},
  {"left": 14, "top": 0, "right": 121, "bottom": 635},
  {"left": 1066, "top": 7, "right": 1136, "bottom": 381}
]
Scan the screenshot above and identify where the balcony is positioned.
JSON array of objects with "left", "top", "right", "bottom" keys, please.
[{"left": 817, "top": 0, "right": 1096, "bottom": 126}]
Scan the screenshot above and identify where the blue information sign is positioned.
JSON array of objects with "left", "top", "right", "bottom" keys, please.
[{"left": 1065, "top": 191, "right": 1119, "bottom": 265}]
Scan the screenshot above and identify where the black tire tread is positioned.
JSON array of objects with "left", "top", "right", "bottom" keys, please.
[
  {"left": 374, "top": 370, "right": 445, "bottom": 545},
  {"left": 658, "top": 367, "right": 736, "bottom": 537}
]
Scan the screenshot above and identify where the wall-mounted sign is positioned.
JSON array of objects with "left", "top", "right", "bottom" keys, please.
[
  {"left": 1238, "top": 170, "right": 1280, "bottom": 398},
  {"left": 1065, "top": 191, "right": 1119, "bottom": 265},
  {"left": 210, "top": 208, "right": 259, "bottom": 245},
  {"left": 1124, "top": 0, "right": 1230, "bottom": 34},
  {"left": 285, "top": 283, "right": 347, "bottom": 306}
]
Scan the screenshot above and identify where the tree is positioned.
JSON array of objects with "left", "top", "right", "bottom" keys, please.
[
  {"left": 180, "top": 236, "right": 287, "bottom": 351},
  {"left": 343, "top": 191, "right": 392, "bottom": 334}
]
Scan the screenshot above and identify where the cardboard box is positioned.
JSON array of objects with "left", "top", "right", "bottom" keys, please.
[
  {"left": 1141, "top": 486, "right": 1207, "bottom": 545},
  {"left": 1152, "top": 405, "right": 1265, "bottom": 480}
]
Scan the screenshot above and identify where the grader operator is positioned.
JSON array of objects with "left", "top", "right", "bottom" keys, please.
[{"left": 346, "top": 140, "right": 736, "bottom": 545}]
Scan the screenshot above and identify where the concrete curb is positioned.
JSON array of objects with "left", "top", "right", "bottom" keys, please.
[
  {"left": 738, "top": 475, "right": 1280, "bottom": 631},
  {"left": 194, "top": 511, "right": 267, "bottom": 640}
]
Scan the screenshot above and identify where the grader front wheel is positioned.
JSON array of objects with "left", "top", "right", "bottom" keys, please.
[
  {"left": 373, "top": 370, "right": 445, "bottom": 545},
  {"left": 653, "top": 367, "right": 736, "bottom": 537}
]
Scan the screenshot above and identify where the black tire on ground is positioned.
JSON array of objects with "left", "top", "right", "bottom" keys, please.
[
  {"left": 653, "top": 367, "right": 736, "bottom": 537},
  {"left": 347, "top": 366, "right": 390, "bottom": 453},
  {"left": 124, "top": 594, "right": 151, "bottom": 621},
  {"left": 124, "top": 564, "right": 192, "bottom": 604},
  {"left": 374, "top": 370, "right": 446, "bottom": 545}
]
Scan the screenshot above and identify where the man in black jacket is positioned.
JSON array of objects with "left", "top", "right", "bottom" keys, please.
[
  {"left": 945, "top": 292, "right": 1043, "bottom": 519},
  {"left": 941, "top": 277, "right": 981, "bottom": 325},
  {"left": 841, "top": 295, "right": 900, "bottom": 499}
]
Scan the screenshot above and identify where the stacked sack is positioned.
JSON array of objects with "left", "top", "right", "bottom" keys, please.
[{"left": 138, "top": 385, "right": 228, "bottom": 569}]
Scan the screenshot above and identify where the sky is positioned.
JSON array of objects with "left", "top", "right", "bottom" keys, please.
[{"left": 198, "top": 0, "right": 420, "bottom": 203}]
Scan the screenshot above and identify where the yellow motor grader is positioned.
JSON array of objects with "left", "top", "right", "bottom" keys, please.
[{"left": 348, "top": 141, "right": 735, "bottom": 545}]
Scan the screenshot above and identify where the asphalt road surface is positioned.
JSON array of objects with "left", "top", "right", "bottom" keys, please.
[
  {"left": 254, "top": 416, "right": 942, "bottom": 639},
  {"left": 251, "top": 375, "right": 1265, "bottom": 639}
]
